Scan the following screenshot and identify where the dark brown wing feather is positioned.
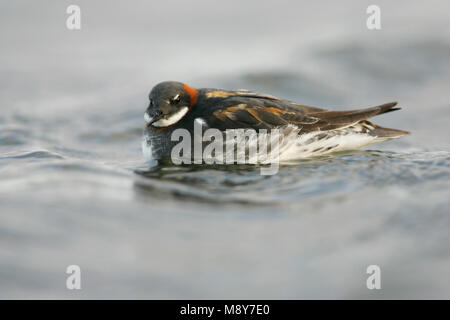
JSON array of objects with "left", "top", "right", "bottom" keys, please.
[
  {"left": 208, "top": 103, "right": 320, "bottom": 130},
  {"left": 302, "top": 102, "right": 401, "bottom": 133},
  {"left": 204, "top": 89, "right": 401, "bottom": 133}
]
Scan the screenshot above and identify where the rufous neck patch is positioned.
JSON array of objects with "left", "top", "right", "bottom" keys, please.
[{"left": 183, "top": 83, "right": 198, "bottom": 108}]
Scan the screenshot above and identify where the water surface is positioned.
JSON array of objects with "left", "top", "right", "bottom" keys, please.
[{"left": 1, "top": 1, "right": 449, "bottom": 298}]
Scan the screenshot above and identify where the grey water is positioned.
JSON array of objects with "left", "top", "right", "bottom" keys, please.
[{"left": 0, "top": 1, "right": 449, "bottom": 298}]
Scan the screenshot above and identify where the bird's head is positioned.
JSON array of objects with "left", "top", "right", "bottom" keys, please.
[{"left": 145, "top": 81, "right": 198, "bottom": 128}]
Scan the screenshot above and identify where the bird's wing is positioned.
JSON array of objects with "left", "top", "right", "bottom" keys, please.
[
  {"left": 206, "top": 92, "right": 400, "bottom": 133},
  {"left": 303, "top": 102, "right": 401, "bottom": 133},
  {"left": 205, "top": 97, "right": 320, "bottom": 130}
]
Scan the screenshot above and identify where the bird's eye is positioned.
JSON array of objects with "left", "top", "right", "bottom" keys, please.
[{"left": 170, "top": 94, "right": 181, "bottom": 104}]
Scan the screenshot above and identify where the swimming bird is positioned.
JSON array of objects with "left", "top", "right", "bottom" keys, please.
[{"left": 142, "top": 81, "right": 409, "bottom": 162}]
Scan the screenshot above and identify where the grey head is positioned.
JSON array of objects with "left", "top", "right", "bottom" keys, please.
[{"left": 145, "top": 81, "right": 197, "bottom": 128}]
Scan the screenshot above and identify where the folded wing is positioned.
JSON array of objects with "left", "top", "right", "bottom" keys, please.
[{"left": 206, "top": 90, "right": 405, "bottom": 135}]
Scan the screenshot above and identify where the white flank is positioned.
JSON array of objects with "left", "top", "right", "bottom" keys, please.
[
  {"left": 277, "top": 124, "right": 380, "bottom": 161},
  {"left": 206, "top": 124, "right": 385, "bottom": 163},
  {"left": 142, "top": 122, "right": 396, "bottom": 164},
  {"left": 152, "top": 107, "right": 189, "bottom": 127}
]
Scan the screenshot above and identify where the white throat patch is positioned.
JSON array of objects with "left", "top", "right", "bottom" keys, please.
[{"left": 152, "top": 106, "right": 189, "bottom": 127}]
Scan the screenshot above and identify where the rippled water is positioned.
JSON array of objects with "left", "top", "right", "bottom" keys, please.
[{"left": 1, "top": 1, "right": 450, "bottom": 298}]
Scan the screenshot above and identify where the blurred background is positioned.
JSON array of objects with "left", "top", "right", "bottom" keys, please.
[{"left": 0, "top": 0, "right": 449, "bottom": 298}]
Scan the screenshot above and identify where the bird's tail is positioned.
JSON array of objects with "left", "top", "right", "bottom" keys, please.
[
  {"left": 306, "top": 101, "right": 409, "bottom": 137},
  {"left": 361, "top": 120, "right": 410, "bottom": 141}
]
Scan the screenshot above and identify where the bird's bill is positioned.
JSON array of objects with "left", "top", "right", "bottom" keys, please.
[{"left": 145, "top": 106, "right": 189, "bottom": 128}]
